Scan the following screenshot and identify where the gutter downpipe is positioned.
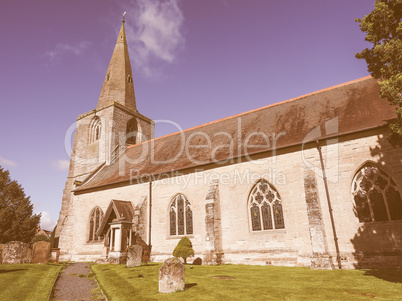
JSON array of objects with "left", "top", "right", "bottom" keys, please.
[
  {"left": 148, "top": 178, "right": 152, "bottom": 248},
  {"left": 316, "top": 140, "right": 342, "bottom": 269}
]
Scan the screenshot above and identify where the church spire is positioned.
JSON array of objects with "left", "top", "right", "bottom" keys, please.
[{"left": 97, "top": 16, "right": 137, "bottom": 111}]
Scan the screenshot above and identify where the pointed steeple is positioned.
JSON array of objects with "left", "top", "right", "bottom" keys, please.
[{"left": 97, "top": 16, "right": 136, "bottom": 111}]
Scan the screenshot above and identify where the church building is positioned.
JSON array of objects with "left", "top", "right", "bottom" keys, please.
[{"left": 55, "top": 19, "right": 402, "bottom": 269}]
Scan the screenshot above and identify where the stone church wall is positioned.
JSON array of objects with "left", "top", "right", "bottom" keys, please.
[
  {"left": 298, "top": 127, "right": 402, "bottom": 269},
  {"left": 204, "top": 146, "right": 313, "bottom": 266},
  {"left": 61, "top": 182, "right": 149, "bottom": 261},
  {"left": 63, "top": 127, "right": 402, "bottom": 268},
  {"left": 327, "top": 128, "right": 402, "bottom": 269}
]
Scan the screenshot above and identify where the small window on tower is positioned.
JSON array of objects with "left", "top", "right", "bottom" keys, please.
[
  {"left": 128, "top": 75, "right": 132, "bottom": 83},
  {"left": 107, "top": 73, "right": 110, "bottom": 81},
  {"left": 89, "top": 117, "right": 101, "bottom": 144},
  {"left": 126, "top": 118, "right": 137, "bottom": 145}
]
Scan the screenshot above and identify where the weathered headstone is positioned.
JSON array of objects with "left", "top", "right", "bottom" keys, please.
[
  {"left": 2, "top": 241, "right": 31, "bottom": 264},
  {"left": 0, "top": 244, "right": 6, "bottom": 264},
  {"left": 32, "top": 241, "right": 51, "bottom": 264},
  {"left": 126, "top": 245, "right": 143, "bottom": 268},
  {"left": 27, "top": 246, "right": 32, "bottom": 262},
  {"left": 192, "top": 257, "right": 202, "bottom": 265},
  {"left": 159, "top": 257, "right": 185, "bottom": 293}
]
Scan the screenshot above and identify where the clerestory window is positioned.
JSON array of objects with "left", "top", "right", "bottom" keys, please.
[{"left": 352, "top": 163, "right": 402, "bottom": 223}]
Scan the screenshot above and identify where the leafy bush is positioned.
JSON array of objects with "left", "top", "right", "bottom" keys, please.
[
  {"left": 173, "top": 236, "right": 194, "bottom": 264},
  {"left": 32, "top": 233, "right": 50, "bottom": 244}
]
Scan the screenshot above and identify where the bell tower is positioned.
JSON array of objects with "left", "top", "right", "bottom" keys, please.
[{"left": 55, "top": 17, "right": 154, "bottom": 255}]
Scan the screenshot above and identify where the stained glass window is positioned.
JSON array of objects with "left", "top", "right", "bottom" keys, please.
[
  {"left": 387, "top": 187, "right": 402, "bottom": 220},
  {"left": 169, "top": 194, "right": 193, "bottom": 236},
  {"left": 251, "top": 203, "right": 261, "bottom": 231},
  {"left": 186, "top": 206, "right": 193, "bottom": 234},
  {"left": 88, "top": 207, "right": 104, "bottom": 242},
  {"left": 261, "top": 202, "right": 273, "bottom": 230},
  {"left": 170, "top": 207, "right": 176, "bottom": 236},
  {"left": 352, "top": 163, "right": 402, "bottom": 222},
  {"left": 354, "top": 191, "right": 371, "bottom": 222},
  {"left": 177, "top": 195, "right": 184, "bottom": 235},
  {"left": 89, "top": 219, "right": 94, "bottom": 241},
  {"left": 273, "top": 200, "right": 285, "bottom": 229},
  {"left": 249, "top": 180, "right": 285, "bottom": 231}
]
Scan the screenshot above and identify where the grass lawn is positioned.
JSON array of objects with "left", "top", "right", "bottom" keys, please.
[
  {"left": 92, "top": 263, "right": 402, "bottom": 301},
  {"left": 0, "top": 263, "right": 63, "bottom": 301}
]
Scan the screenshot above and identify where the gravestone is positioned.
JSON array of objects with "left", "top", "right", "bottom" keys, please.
[
  {"left": 192, "top": 257, "right": 202, "bottom": 265},
  {"left": 2, "top": 241, "right": 31, "bottom": 264},
  {"left": 126, "top": 245, "right": 143, "bottom": 268},
  {"left": 32, "top": 241, "right": 51, "bottom": 264},
  {"left": 159, "top": 257, "right": 185, "bottom": 293},
  {"left": 0, "top": 244, "right": 5, "bottom": 264}
]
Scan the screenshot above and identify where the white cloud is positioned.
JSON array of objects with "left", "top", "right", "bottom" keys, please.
[
  {"left": 53, "top": 159, "right": 70, "bottom": 171},
  {"left": 45, "top": 41, "right": 91, "bottom": 62},
  {"left": 0, "top": 156, "right": 17, "bottom": 167},
  {"left": 40, "top": 211, "right": 56, "bottom": 230},
  {"left": 125, "top": 0, "right": 185, "bottom": 77}
]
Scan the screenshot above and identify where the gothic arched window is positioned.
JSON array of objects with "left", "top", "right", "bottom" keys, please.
[
  {"left": 352, "top": 163, "right": 402, "bottom": 223},
  {"left": 249, "top": 180, "right": 285, "bottom": 231},
  {"left": 169, "top": 194, "right": 193, "bottom": 236},
  {"left": 88, "top": 206, "right": 104, "bottom": 242},
  {"left": 126, "top": 118, "right": 138, "bottom": 145},
  {"left": 89, "top": 117, "right": 101, "bottom": 144}
]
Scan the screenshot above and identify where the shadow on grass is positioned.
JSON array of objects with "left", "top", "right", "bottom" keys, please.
[
  {"left": 185, "top": 283, "right": 197, "bottom": 289},
  {"left": 0, "top": 269, "right": 28, "bottom": 274},
  {"left": 363, "top": 269, "right": 402, "bottom": 283}
]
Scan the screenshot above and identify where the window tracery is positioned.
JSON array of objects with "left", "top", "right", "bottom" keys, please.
[
  {"left": 88, "top": 207, "right": 104, "bottom": 242},
  {"left": 249, "top": 180, "right": 285, "bottom": 231},
  {"left": 352, "top": 163, "right": 402, "bottom": 222},
  {"left": 169, "top": 194, "right": 193, "bottom": 236}
]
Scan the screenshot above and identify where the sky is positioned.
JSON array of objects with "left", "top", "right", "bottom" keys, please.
[{"left": 0, "top": 0, "right": 375, "bottom": 230}]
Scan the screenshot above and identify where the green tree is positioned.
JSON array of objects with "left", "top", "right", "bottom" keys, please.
[
  {"left": 356, "top": 0, "right": 402, "bottom": 145},
  {"left": 173, "top": 236, "right": 194, "bottom": 264},
  {"left": 32, "top": 233, "right": 50, "bottom": 244},
  {"left": 0, "top": 165, "right": 40, "bottom": 243}
]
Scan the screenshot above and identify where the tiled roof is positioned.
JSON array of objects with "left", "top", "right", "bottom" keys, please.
[
  {"left": 77, "top": 76, "right": 395, "bottom": 192},
  {"left": 97, "top": 200, "right": 135, "bottom": 235}
]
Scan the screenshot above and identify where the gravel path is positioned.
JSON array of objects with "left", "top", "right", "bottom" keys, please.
[{"left": 52, "top": 262, "right": 106, "bottom": 301}]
